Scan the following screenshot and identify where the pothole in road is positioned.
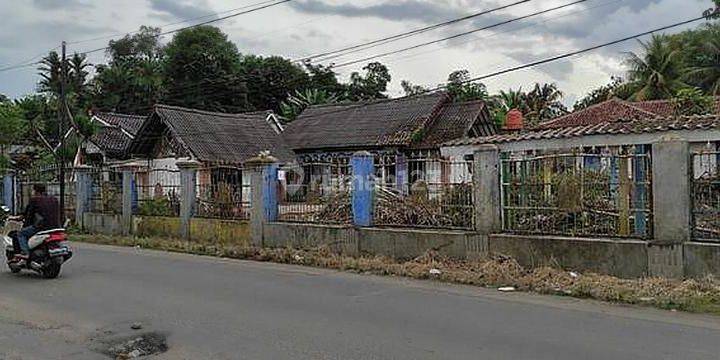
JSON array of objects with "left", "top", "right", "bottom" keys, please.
[{"left": 97, "top": 332, "right": 168, "bottom": 359}]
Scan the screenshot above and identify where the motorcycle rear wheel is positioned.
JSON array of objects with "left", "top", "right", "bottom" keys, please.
[{"left": 42, "top": 263, "right": 61, "bottom": 279}]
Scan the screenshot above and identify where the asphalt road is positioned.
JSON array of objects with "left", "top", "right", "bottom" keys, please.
[{"left": 0, "top": 242, "right": 719, "bottom": 360}]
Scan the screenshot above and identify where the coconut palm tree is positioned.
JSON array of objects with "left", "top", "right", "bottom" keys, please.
[
  {"left": 525, "top": 83, "right": 567, "bottom": 123},
  {"left": 280, "top": 89, "right": 339, "bottom": 122},
  {"left": 624, "top": 35, "right": 687, "bottom": 101}
]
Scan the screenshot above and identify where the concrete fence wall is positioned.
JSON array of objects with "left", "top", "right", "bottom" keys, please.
[{"left": 74, "top": 140, "right": 720, "bottom": 279}]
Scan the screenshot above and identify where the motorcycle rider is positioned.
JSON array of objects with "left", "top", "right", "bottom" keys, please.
[{"left": 11, "top": 184, "right": 60, "bottom": 262}]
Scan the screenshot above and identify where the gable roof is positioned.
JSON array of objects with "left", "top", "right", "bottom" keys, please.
[
  {"left": 413, "top": 100, "right": 494, "bottom": 149},
  {"left": 94, "top": 112, "right": 146, "bottom": 136},
  {"left": 130, "top": 104, "right": 294, "bottom": 164},
  {"left": 283, "top": 92, "right": 448, "bottom": 151},
  {"left": 631, "top": 97, "right": 720, "bottom": 117},
  {"left": 83, "top": 113, "right": 147, "bottom": 159},
  {"left": 537, "top": 97, "right": 720, "bottom": 130},
  {"left": 282, "top": 92, "right": 493, "bottom": 151},
  {"left": 444, "top": 114, "right": 720, "bottom": 146},
  {"left": 537, "top": 98, "right": 658, "bottom": 129}
]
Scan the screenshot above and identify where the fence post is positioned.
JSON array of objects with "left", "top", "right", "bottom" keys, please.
[
  {"left": 247, "top": 154, "right": 279, "bottom": 247},
  {"left": 396, "top": 154, "right": 408, "bottom": 195},
  {"left": 177, "top": 160, "right": 200, "bottom": 241},
  {"left": 649, "top": 137, "right": 690, "bottom": 278},
  {"left": 473, "top": 146, "right": 502, "bottom": 235},
  {"left": 351, "top": 151, "right": 374, "bottom": 227},
  {"left": 74, "top": 165, "right": 92, "bottom": 230},
  {"left": 2, "top": 170, "right": 15, "bottom": 214},
  {"left": 119, "top": 167, "right": 135, "bottom": 236}
]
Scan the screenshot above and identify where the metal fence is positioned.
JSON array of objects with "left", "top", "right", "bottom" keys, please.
[
  {"left": 133, "top": 168, "right": 181, "bottom": 217},
  {"left": 501, "top": 149, "right": 653, "bottom": 239},
  {"left": 16, "top": 166, "right": 76, "bottom": 221},
  {"left": 277, "top": 161, "right": 352, "bottom": 224},
  {"left": 691, "top": 150, "right": 720, "bottom": 242},
  {"left": 374, "top": 158, "right": 475, "bottom": 230},
  {"left": 195, "top": 166, "right": 251, "bottom": 221},
  {"left": 88, "top": 168, "right": 122, "bottom": 215}
]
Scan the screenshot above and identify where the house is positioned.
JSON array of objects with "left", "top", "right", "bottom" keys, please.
[
  {"left": 281, "top": 92, "right": 495, "bottom": 191},
  {"left": 127, "top": 104, "right": 293, "bottom": 218},
  {"left": 441, "top": 102, "right": 720, "bottom": 203},
  {"left": 442, "top": 97, "right": 720, "bottom": 170},
  {"left": 77, "top": 112, "right": 147, "bottom": 167}
]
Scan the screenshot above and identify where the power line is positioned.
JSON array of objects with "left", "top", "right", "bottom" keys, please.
[
  {"left": 80, "top": 0, "right": 293, "bottom": 57},
  {"left": 0, "top": 0, "right": 293, "bottom": 73},
  {"left": 294, "top": 0, "right": 533, "bottom": 63},
  {"left": 112, "top": 12, "right": 713, "bottom": 142},
  {"left": 269, "top": 13, "right": 713, "bottom": 126},
  {"left": 329, "top": 0, "right": 589, "bottom": 69},
  {"left": 68, "top": 0, "right": 282, "bottom": 46},
  {"left": 386, "top": 0, "right": 624, "bottom": 65}
]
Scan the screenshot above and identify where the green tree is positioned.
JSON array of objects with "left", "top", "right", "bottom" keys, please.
[
  {"left": 524, "top": 83, "right": 567, "bottom": 125},
  {"left": 400, "top": 80, "right": 428, "bottom": 96},
  {"left": 240, "top": 55, "right": 309, "bottom": 112},
  {"left": 573, "top": 77, "right": 629, "bottom": 110},
  {"left": 624, "top": 35, "right": 687, "bottom": 101},
  {"left": 446, "top": 70, "right": 488, "bottom": 102},
  {"left": 107, "top": 26, "right": 163, "bottom": 61},
  {"left": 38, "top": 51, "right": 63, "bottom": 95},
  {"left": 280, "top": 89, "right": 339, "bottom": 121},
  {"left": 163, "top": 25, "right": 247, "bottom": 112},
  {"left": 490, "top": 88, "right": 528, "bottom": 127},
  {"left": 670, "top": 88, "right": 715, "bottom": 116},
  {"left": 92, "top": 26, "right": 164, "bottom": 114},
  {"left": 346, "top": 62, "right": 391, "bottom": 101},
  {"left": 685, "top": 33, "right": 720, "bottom": 95},
  {"left": 0, "top": 102, "right": 27, "bottom": 169}
]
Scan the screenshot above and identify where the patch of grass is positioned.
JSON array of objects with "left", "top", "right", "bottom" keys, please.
[{"left": 71, "top": 234, "right": 720, "bottom": 315}]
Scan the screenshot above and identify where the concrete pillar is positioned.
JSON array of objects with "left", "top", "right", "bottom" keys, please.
[
  {"left": 2, "top": 170, "right": 15, "bottom": 214},
  {"left": 247, "top": 155, "right": 279, "bottom": 247},
  {"left": 120, "top": 169, "right": 135, "bottom": 236},
  {"left": 351, "top": 151, "right": 374, "bottom": 227},
  {"left": 177, "top": 160, "right": 201, "bottom": 241},
  {"left": 652, "top": 138, "right": 691, "bottom": 245},
  {"left": 74, "top": 166, "right": 93, "bottom": 230},
  {"left": 473, "top": 146, "right": 501, "bottom": 234},
  {"left": 649, "top": 138, "right": 690, "bottom": 278}
]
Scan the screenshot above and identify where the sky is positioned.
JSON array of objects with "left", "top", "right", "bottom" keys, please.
[{"left": 0, "top": 0, "right": 714, "bottom": 107}]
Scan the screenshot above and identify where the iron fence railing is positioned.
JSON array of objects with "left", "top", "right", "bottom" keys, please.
[
  {"left": 501, "top": 149, "right": 653, "bottom": 239},
  {"left": 195, "top": 166, "right": 251, "bottom": 221},
  {"left": 691, "top": 150, "right": 720, "bottom": 242},
  {"left": 133, "top": 168, "right": 181, "bottom": 217},
  {"left": 277, "top": 161, "right": 352, "bottom": 224},
  {"left": 88, "top": 168, "right": 123, "bottom": 215},
  {"left": 374, "top": 158, "right": 475, "bottom": 230}
]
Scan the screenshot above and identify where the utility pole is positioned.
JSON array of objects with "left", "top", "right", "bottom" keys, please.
[{"left": 58, "top": 41, "right": 67, "bottom": 222}]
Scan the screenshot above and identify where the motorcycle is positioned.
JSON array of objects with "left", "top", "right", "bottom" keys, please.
[{"left": 1, "top": 206, "right": 73, "bottom": 279}]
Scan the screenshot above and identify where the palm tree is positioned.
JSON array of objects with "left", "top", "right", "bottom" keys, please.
[
  {"left": 280, "top": 89, "right": 339, "bottom": 121},
  {"left": 38, "top": 51, "right": 63, "bottom": 95},
  {"left": 624, "top": 35, "right": 687, "bottom": 101},
  {"left": 686, "top": 36, "right": 720, "bottom": 95},
  {"left": 525, "top": 83, "right": 567, "bottom": 123}
]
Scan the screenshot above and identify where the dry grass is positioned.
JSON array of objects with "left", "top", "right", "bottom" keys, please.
[{"left": 72, "top": 234, "right": 720, "bottom": 315}]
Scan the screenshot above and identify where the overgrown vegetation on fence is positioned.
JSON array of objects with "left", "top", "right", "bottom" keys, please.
[
  {"left": 692, "top": 150, "right": 720, "bottom": 242},
  {"left": 502, "top": 150, "right": 652, "bottom": 239}
]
